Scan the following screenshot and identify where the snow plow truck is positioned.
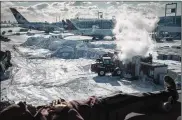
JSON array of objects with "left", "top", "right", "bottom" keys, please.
[{"left": 91, "top": 52, "right": 121, "bottom": 76}]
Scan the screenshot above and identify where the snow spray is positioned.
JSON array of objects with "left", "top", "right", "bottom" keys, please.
[{"left": 113, "top": 6, "right": 159, "bottom": 62}]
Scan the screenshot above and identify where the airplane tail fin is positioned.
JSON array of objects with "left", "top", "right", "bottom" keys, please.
[
  {"left": 10, "top": 8, "right": 29, "bottom": 24},
  {"left": 62, "top": 20, "right": 68, "bottom": 29},
  {"left": 66, "top": 19, "right": 78, "bottom": 30}
]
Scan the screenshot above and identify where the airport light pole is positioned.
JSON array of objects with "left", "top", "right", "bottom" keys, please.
[{"left": 98, "top": 12, "right": 103, "bottom": 19}]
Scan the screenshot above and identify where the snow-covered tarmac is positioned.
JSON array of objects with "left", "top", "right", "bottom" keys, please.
[{"left": 0, "top": 27, "right": 180, "bottom": 106}]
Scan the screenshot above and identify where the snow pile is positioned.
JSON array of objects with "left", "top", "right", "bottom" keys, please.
[
  {"left": 21, "top": 37, "right": 53, "bottom": 49},
  {"left": 113, "top": 6, "right": 159, "bottom": 62},
  {"left": 20, "top": 37, "right": 115, "bottom": 59},
  {"left": 4, "top": 56, "right": 163, "bottom": 105},
  {"left": 87, "top": 43, "right": 116, "bottom": 49}
]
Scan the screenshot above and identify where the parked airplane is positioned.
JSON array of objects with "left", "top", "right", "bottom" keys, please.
[
  {"left": 62, "top": 18, "right": 116, "bottom": 40},
  {"left": 10, "top": 8, "right": 116, "bottom": 40},
  {"left": 10, "top": 8, "right": 63, "bottom": 32}
]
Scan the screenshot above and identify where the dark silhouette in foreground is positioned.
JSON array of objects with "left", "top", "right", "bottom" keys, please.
[
  {"left": 0, "top": 76, "right": 180, "bottom": 120},
  {"left": 0, "top": 50, "right": 12, "bottom": 81}
]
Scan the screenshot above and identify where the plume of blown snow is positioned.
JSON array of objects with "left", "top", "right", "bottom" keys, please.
[{"left": 113, "top": 6, "right": 159, "bottom": 62}]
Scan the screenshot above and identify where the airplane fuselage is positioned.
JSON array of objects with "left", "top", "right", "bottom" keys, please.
[
  {"left": 71, "top": 28, "right": 113, "bottom": 39},
  {"left": 19, "top": 22, "right": 62, "bottom": 32},
  {"left": 66, "top": 18, "right": 116, "bottom": 39}
]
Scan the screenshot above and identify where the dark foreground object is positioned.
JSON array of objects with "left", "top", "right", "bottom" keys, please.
[
  {"left": 0, "top": 76, "right": 180, "bottom": 120},
  {"left": 0, "top": 93, "right": 180, "bottom": 120},
  {"left": 126, "top": 91, "right": 181, "bottom": 120},
  {"left": 125, "top": 101, "right": 181, "bottom": 120},
  {"left": 0, "top": 36, "right": 11, "bottom": 42},
  {"left": 0, "top": 50, "right": 12, "bottom": 80}
]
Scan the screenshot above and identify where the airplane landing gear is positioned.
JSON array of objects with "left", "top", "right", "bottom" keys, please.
[
  {"left": 92, "top": 37, "right": 96, "bottom": 40},
  {"left": 99, "top": 36, "right": 104, "bottom": 40},
  {"left": 112, "top": 36, "right": 116, "bottom": 40},
  {"left": 92, "top": 36, "right": 104, "bottom": 40}
]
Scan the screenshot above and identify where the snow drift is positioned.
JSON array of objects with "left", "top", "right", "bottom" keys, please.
[{"left": 20, "top": 37, "right": 115, "bottom": 59}]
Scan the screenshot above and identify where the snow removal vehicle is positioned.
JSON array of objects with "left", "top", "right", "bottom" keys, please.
[
  {"left": 91, "top": 54, "right": 121, "bottom": 76},
  {"left": 91, "top": 52, "right": 171, "bottom": 86}
]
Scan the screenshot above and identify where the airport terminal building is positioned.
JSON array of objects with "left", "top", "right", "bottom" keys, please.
[{"left": 156, "top": 15, "right": 181, "bottom": 40}]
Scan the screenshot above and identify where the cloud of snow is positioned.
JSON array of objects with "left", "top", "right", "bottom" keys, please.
[{"left": 113, "top": 3, "right": 160, "bottom": 62}]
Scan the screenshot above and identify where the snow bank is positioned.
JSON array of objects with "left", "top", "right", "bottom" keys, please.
[{"left": 20, "top": 37, "right": 115, "bottom": 59}]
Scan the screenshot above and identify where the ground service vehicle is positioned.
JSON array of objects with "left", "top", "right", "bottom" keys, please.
[{"left": 91, "top": 56, "right": 121, "bottom": 76}]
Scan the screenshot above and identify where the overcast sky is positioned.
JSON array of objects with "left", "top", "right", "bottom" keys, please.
[{"left": 1, "top": 1, "right": 181, "bottom": 22}]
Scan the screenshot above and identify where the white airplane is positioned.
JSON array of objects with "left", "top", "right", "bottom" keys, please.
[
  {"left": 10, "top": 8, "right": 63, "bottom": 32},
  {"left": 10, "top": 8, "right": 116, "bottom": 40},
  {"left": 62, "top": 18, "right": 116, "bottom": 40}
]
